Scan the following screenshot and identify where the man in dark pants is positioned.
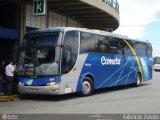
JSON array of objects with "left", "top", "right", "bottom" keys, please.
[{"left": 5, "top": 61, "right": 15, "bottom": 95}]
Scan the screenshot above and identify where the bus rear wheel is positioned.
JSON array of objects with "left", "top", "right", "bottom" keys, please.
[
  {"left": 80, "top": 77, "right": 93, "bottom": 96},
  {"left": 135, "top": 73, "right": 142, "bottom": 87}
]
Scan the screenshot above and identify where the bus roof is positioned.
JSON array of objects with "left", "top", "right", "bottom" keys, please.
[{"left": 26, "top": 27, "right": 150, "bottom": 44}]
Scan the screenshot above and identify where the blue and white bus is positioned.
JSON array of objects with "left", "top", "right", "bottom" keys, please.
[{"left": 18, "top": 27, "right": 152, "bottom": 96}]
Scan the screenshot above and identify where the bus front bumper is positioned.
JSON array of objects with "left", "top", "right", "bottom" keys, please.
[{"left": 18, "top": 85, "right": 61, "bottom": 95}]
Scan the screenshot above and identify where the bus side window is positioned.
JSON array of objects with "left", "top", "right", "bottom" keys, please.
[
  {"left": 134, "top": 42, "right": 147, "bottom": 56},
  {"left": 80, "top": 32, "right": 94, "bottom": 53},
  {"left": 62, "top": 31, "right": 79, "bottom": 74},
  {"left": 108, "top": 37, "right": 123, "bottom": 54},
  {"left": 122, "top": 40, "right": 134, "bottom": 56},
  {"left": 94, "top": 35, "right": 110, "bottom": 53},
  {"left": 146, "top": 43, "right": 152, "bottom": 57}
]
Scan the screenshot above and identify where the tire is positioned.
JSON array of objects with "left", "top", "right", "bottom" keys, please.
[
  {"left": 80, "top": 77, "right": 94, "bottom": 96},
  {"left": 134, "top": 73, "right": 142, "bottom": 87}
]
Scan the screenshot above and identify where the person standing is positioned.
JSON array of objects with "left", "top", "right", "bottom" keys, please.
[{"left": 5, "top": 60, "right": 15, "bottom": 95}]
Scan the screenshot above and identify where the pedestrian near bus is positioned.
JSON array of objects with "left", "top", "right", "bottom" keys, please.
[{"left": 5, "top": 60, "right": 15, "bottom": 95}]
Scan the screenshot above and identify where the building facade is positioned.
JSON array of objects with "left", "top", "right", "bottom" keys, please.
[{"left": 0, "top": 0, "right": 119, "bottom": 61}]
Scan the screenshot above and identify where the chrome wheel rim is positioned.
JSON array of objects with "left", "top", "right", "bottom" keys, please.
[
  {"left": 82, "top": 81, "right": 91, "bottom": 94},
  {"left": 137, "top": 75, "right": 141, "bottom": 85}
]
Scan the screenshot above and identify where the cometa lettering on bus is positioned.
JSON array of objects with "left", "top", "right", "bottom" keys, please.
[{"left": 101, "top": 56, "right": 121, "bottom": 65}]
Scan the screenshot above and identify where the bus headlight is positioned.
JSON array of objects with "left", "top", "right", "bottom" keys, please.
[
  {"left": 19, "top": 82, "right": 24, "bottom": 86},
  {"left": 46, "top": 82, "right": 57, "bottom": 86}
]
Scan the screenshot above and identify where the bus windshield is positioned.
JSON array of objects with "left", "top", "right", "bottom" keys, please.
[
  {"left": 18, "top": 33, "right": 61, "bottom": 76},
  {"left": 155, "top": 57, "right": 160, "bottom": 64}
]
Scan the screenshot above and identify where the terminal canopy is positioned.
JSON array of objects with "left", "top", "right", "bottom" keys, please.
[{"left": 48, "top": 0, "right": 119, "bottom": 30}]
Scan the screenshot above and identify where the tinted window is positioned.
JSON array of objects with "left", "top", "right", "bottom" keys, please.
[
  {"left": 108, "top": 37, "right": 123, "bottom": 54},
  {"left": 80, "top": 32, "right": 95, "bottom": 53},
  {"left": 80, "top": 33, "right": 111, "bottom": 53},
  {"left": 134, "top": 42, "right": 147, "bottom": 56},
  {"left": 62, "top": 31, "right": 79, "bottom": 74},
  {"left": 146, "top": 43, "right": 152, "bottom": 57},
  {"left": 122, "top": 40, "right": 134, "bottom": 56},
  {"left": 94, "top": 35, "right": 110, "bottom": 53}
]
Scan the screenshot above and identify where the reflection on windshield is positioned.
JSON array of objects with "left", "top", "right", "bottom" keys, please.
[
  {"left": 22, "top": 33, "right": 59, "bottom": 46},
  {"left": 19, "top": 47, "right": 60, "bottom": 76},
  {"left": 19, "top": 33, "right": 61, "bottom": 76}
]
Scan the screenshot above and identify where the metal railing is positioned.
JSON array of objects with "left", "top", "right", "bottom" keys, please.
[{"left": 102, "top": 0, "right": 119, "bottom": 13}]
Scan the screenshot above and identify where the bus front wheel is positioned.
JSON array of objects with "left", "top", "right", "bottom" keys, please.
[{"left": 80, "top": 77, "right": 94, "bottom": 96}]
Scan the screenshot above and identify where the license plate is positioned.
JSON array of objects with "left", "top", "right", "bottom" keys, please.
[{"left": 31, "top": 88, "right": 38, "bottom": 93}]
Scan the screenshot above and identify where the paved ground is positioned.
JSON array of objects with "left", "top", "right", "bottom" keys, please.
[{"left": 0, "top": 71, "right": 160, "bottom": 114}]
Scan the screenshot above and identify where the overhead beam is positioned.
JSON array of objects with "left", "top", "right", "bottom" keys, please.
[
  {"left": 53, "top": 8, "right": 100, "bottom": 13},
  {"left": 84, "top": 25, "right": 118, "bottom": 27},
  {"left": 48, "top": 3, "right": 84, "bottom": 8},
  {"left": 57, "top": 11, "right": 103, "bottom": 15},
  {"left": 49, "top": 6, "right": 93, "bottom": 11}
]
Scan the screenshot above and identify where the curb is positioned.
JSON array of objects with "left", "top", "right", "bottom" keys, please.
[{"left": 0, "top": 94, "right": 24, "bottom": 102}]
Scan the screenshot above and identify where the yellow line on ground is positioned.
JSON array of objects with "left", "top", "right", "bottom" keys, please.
[{"left": 0, "top": 94, "right": 24, "bottom": 102}]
